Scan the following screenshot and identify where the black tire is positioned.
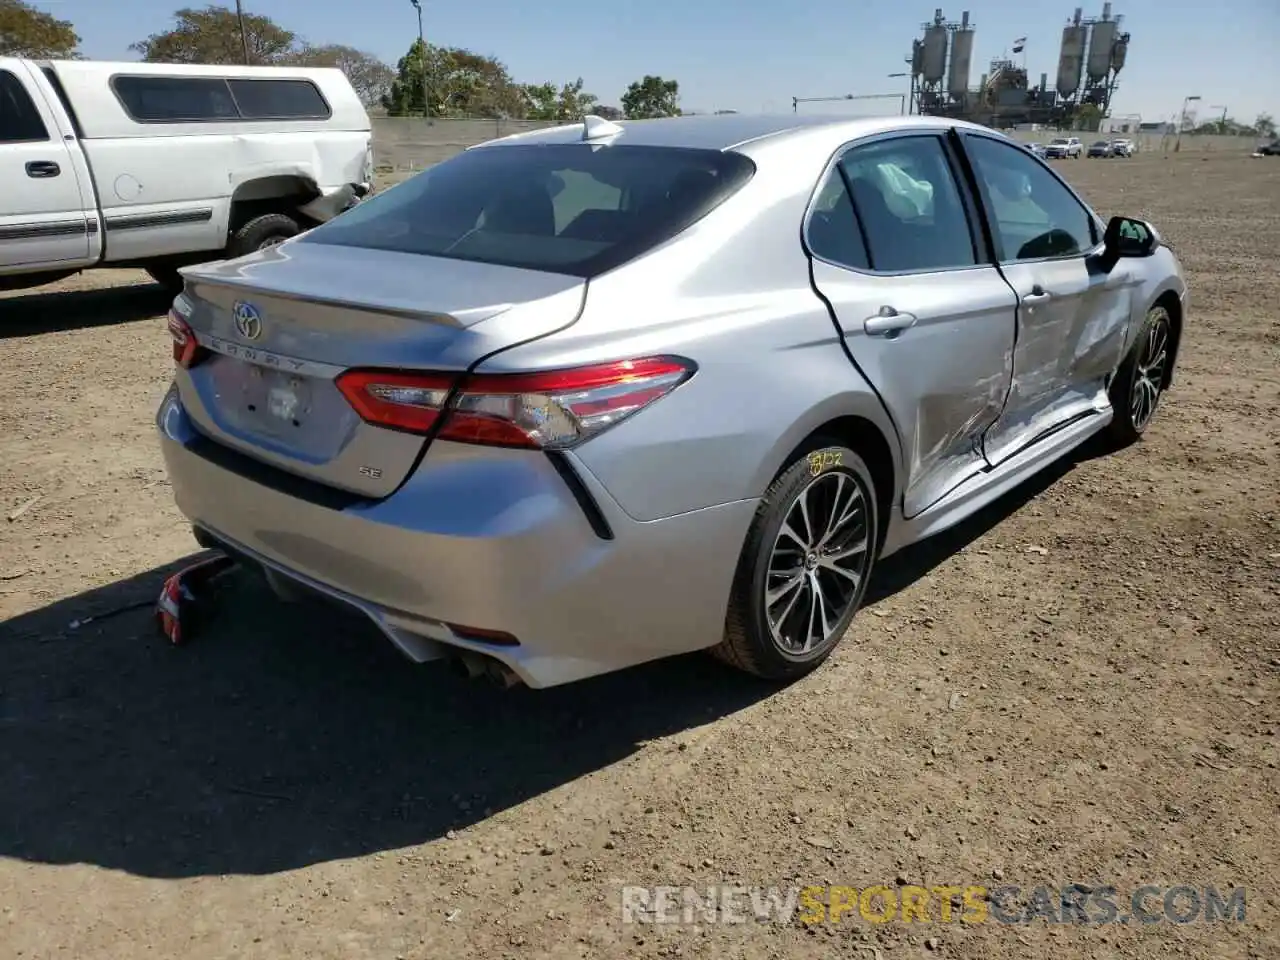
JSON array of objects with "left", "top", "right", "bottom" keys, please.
[
  {"left": 145, "top": 264, "right": 185, "bottom": 294},
  {"left": 1108, "top": 303, "right": 1173, "bottom": 446},
  {"left": 713, "top": 440, "right": 879, "bottom": 681},
  {"left": 226, "top": 212, "right": 300, "bottom": 259}
]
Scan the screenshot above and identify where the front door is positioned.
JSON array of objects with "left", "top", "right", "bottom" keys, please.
[
  {"left": 958, "top": 132, "right": 1135, "bottom": 466},
  {"left": 0, "top": 62, "right": 92, "bottom": 271},
  {"left": 807, "top": 131, "right": 1019, "bottom": 519}
]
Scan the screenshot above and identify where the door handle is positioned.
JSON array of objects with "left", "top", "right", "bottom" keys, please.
[
  {"left": 863, "top": 307, "right": 918, "bottom": 337},
  {"left": 25, "top": 160, "right": 61, "bottom": 178},
  {"left": 1021, "top": 284, "right": 1052, "bottom": 306}
]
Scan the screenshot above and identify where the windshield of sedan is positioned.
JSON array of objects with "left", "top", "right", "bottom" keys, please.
[
  {"left": 303, "top": 143, "right": 756, "bottom": 277},
  {"left": 1050, "top": 138, "right": 1069, "bottom": 145}
]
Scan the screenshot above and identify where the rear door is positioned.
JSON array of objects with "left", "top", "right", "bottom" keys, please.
[
  {"left": 0, "top": 61, "right": 94, "bottom": 270},
  {"left": 807, "top": 131, "right": 1019, "bottom": 519},
  {"left": 957, "top": 131, "right": 1135, "bottom": 466}
]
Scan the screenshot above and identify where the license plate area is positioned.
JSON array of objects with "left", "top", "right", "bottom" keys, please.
[{"left": 239, "top": 364, "right": 314, "bottom": 435}]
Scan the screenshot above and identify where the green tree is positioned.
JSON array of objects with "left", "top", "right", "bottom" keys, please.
[
  {"left": 1073, "top": 103, "right": 1103, "bottom": 132},
  {"left": 1256, "top": 113, "right": 1276, "bottom": 138},
  {"left": 621, "top": 75, "right": 680, "bottom": 119},
  {"left": 131, "top": 5, "right": 295, "bottom": 64},
  {"left": 594, "top": 105, "right": 623, "bottom": 121},
  {"left": 383, "top": 39, "right": 525, "bottom": 118},
  {"left": 288, "top": 43, "right": 394, "bottom": 106},
  {"left": 522, "top": 81, "right": 559, "bottom": 120},
  {"left": 523, "top": 77, "right": 599, "bottom": 121},
  {"left": 0, "top": 0, "right": 79, "bottom": 58}
]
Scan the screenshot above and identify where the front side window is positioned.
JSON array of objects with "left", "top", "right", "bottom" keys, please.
[
  {"left": 964, "top": 135, "right": 1097, "bottom": 262},
  {"left": 0, "top": 70, "right": 49, "bottom": 143},
  {"left": 303, "top": 144, "right": 755, "bottom": 277},
  {"left": 836, "top": 135, "right": 978, "bottom": 273}
]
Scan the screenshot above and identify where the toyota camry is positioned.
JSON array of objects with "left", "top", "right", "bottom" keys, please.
[{"left": 157, "top": 113, "right": 1187, "bottom": 688}]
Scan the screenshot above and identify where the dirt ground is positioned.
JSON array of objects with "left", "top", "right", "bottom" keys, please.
[{"left": 2, "top": 152, "right": 1278, "bottom": 960}]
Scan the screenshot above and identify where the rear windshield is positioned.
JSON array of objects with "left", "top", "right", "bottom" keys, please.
[{"left": 302, "top": 143, "right": 755, "bottom": 277}]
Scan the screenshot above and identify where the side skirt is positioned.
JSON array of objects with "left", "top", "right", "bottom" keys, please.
[{"left": 880, "top": 409, "right": 1112, "bottom": 558}]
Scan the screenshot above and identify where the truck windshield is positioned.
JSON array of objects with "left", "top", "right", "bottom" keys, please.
[{"left": 303, "top": 143, "right": 756, "bottom": 278}]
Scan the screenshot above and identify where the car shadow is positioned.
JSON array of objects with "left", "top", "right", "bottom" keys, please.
[
  {"left": 865, "top": 431, "right": 1115, "bottom": 604},
  {"left": 0, "top": 554, "right": 774, "bottom": 880},
  {"left": 0, "top": 280, "right": 172, "bottom": 338},
  {"left": 0, "top": 432, "right": 1118, "bottom": 880}
]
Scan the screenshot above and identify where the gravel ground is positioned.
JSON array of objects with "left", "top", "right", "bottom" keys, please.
[{"left": 1, "top": 151, "right": 1278, "bottom": 960}]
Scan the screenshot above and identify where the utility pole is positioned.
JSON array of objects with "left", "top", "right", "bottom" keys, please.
[
  {"left": 1173, "top": 94, "right": 1200, "bottom": 152},
  {"left": 410, "top": 0, "right": 429, "bottom": 118},
  {"left": 235, "top": 0, "right": 250, "bottom": 65}
]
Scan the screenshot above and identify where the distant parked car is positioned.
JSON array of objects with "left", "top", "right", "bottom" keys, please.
[
  {"left": 1024, "top": 141, "right": 1047, "bottom": 157},
  {"left": 1110, "top": 138, "right": 1136, "bottom": 157},
  {"left": 1044, "top": 136, "right": 1083, "bottom": 159},
  {"left": 1087, "top": 140, "right": 1114, "bottom": 158},
  {"left": 157, "top": 113, "right": 1189, "bottom": 690},
  {"left": 1256, "top": 138, "right": 1280, "bottom": 156}
]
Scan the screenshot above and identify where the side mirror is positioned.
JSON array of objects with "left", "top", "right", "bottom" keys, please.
[{"left": 1103, "top": 215, "right": 1160, "bottom": 259}]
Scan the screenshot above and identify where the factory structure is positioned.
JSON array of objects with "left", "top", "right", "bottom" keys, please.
[{"left": 908, "top": 3, "right": 1130, "bottom": 129}]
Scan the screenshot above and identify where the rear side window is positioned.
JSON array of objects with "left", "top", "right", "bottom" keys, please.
[
  {"left": 113, "top": 76, "right": 238, "bottom": 122},
  {"left": 837, "top": 135, "right": 979, "bottom": 273},
  {"left": 227, "top": 79, "right": 330, "bottom": 119},
  {"left": 806, "top": 170, "right": 871, "bottom": 270},
  {"left": 303, "top": 144, "right": 756, "bottom": 278},
  {"left": 0, "top": 69, "right": 50, "bottom": 143},
  {"left": 111, "top": 76, "right": 329, "bottom": 122}
]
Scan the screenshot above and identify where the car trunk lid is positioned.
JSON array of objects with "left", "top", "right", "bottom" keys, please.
[{"left": 174, "top": 241, "right": 585, "bottom": 498}]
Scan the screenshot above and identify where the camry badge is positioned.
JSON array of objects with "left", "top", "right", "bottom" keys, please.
[{"left": 233, "top": 301, "right": 263, "bottom": 341}]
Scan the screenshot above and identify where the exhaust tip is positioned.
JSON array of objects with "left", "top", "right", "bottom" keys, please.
[{"left": 449, "top": 651, "right": 523, "bottom": 688}]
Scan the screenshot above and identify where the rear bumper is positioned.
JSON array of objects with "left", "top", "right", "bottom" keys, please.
[{"left": 156, "top": 387, "right": 756, "bottom": 687}]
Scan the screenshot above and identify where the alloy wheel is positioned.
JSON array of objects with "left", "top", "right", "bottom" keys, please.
[
  {"left": 764, "top": 470, "right": 873, "bottom": 658},
  {"left": 1130, "top": 309, "right": 1170, "bottom": 430}
]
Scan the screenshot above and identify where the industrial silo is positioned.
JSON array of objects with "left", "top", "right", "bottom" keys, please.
[
  {"left": 1110, "top": 31, "right": 1129, "bottom": 73},
  {"left": 922, "top": 15, "right": 949, "bottom": 84},
  {"left": 911, "top": 38, "right": 925, "bottom": 78},
  {"left": 1087, "top": 8, "right": 1119, "bottom": 82},
  {"left": 948, "top": 12, "right": 975, "bottom": 98},
  {"left": 1056, "top": 10, "right": 1087, "bottom": 96}
]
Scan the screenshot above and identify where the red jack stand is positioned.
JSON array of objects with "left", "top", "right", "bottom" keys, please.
[{"left": 155, "top": 553, "right": 238, "bottom": 645}]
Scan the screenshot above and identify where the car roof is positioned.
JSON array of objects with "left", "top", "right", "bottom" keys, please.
[{"left": 472, "top": 113, "right": 997, "bottom": 153}]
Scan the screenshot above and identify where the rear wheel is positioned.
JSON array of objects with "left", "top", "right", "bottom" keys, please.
[
  {"left": 1108, "top": 304, "right": 1172, "bottom": 445},
  {"left": 226, "top": 213, "right": 300, "bottom": 260},
  {"left": 714, "top": 442, "right": 878, "bottom": 680}
]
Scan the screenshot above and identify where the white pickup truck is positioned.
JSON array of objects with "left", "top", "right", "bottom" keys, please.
[{"left": 0, "top": 58, "right": 372, "bottom": 293}]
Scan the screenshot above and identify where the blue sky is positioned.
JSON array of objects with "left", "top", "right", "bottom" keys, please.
[{"left": 32, "top": 0, "right": 1279, "bottom": 123}]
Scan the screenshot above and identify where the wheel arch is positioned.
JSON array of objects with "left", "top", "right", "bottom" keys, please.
[
  {"left": 229, "top": 175, "right": 321, "bottom": 232},
  {"left": 759, "top": 410, "right": 900, "bottom": 556},
  {"left": 1153, "top": 289, "right": 1184, "bottom": 389}
]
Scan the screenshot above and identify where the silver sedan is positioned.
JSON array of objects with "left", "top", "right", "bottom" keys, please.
[{"left": 157, "top": 113, "right": 1187, "bottom": 688}]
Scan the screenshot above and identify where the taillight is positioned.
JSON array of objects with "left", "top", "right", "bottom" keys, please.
[
  {"left": 336, "top": 357, "right": 695, "bottom": 449},
  {"left": 335, "top": 369, "right": 454, "bottom": 434},
  {"left": 167, "top": 310, "right": 206, "bottom": 369}
]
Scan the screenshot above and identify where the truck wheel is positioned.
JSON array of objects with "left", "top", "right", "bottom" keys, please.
[
  {"left": 145, "top": 265, "right": 185, "bottom": 294},
  {"left": 227, "top": 213, "right": 300, "bottom": 259}
]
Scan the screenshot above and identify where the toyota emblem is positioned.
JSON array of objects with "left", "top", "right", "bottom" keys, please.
[{"left": 232, "top": 301, "right": 263, "bottom": 340}]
